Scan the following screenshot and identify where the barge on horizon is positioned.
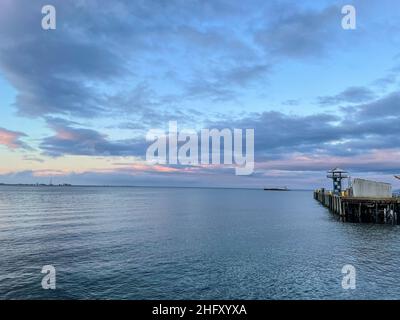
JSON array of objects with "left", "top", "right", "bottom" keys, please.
[{"left": 264, "top": 187, "right": 290, "bottom": 191}]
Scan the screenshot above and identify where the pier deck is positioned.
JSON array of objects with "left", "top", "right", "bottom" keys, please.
[{"left": 314, "top": 190, "right": 400, "bottom": 224}]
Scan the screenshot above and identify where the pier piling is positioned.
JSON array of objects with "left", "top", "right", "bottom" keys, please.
[{"left": 314, "top": 189, "right": 400, "bottom": 224}]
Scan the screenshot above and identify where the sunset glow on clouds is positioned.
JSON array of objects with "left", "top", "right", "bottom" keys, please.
[
  {"left": 0, "top": 0, "right": 400, "bottom": 189},
  {"left": 0, "top": 127, "right": 28, "bottom": 150}
]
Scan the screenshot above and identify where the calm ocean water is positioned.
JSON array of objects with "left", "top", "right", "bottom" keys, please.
[{"left": 1, "top": 186, "right": 400, "bottom": 299}]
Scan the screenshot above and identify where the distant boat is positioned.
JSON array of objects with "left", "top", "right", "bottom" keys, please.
[{"left": 264, "top": 187, "right": 290, "bottom": 191}]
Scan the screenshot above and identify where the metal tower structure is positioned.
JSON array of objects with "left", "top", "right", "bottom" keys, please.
[{"left": 327, "top": 168, "right": 349, "bottom": 195}]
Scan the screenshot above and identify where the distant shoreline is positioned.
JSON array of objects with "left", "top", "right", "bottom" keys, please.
[
  {"left": 0, "top": 183, "right": 313, "bottom": 191},
  {"left": 0, "top": 183, "right": 72, "bottom": 187}
]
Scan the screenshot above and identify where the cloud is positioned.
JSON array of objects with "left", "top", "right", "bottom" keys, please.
[
  {"left": 211, "top": 111, "right": 342, "bottom": 157},
  {"left": 1, "top": 158, "right": 399, "bottom": 189},
  {"left": 184, "top": 62, "right": 271, "bottom": 102},
  {"left": 0, "top": 165, "right": 260, "bottom": 188},
  {"left": 318, "top": 86, "right": 376, "bottom": 106},
  {"left": 39, "top": 85, "right": 400, "bottom": 172},
  {"left": 216, "top": 64, "right": 271, "bottom": 87},
  {"left": 257, "top": 150, "right": 400, "bottom": 174},
  {"left": 282, "top": 99, "right": 300, "bottom": 106},
  {"left": 0, "top": 0, "right": 265, "bottom": 119},
  {"left": 0, "top": 1, "right": 353, "bottom": 126},
  {"left": 0, "top": 127, "right": 30, "bottom": 150},
  {"left": 22, "top": 156, "right": 45, "bottom": 163},
  {"left": 372, "top": 73, "right": 398, "bottom": 89},
  {"left": 1, "top": 1, "right": 399, "bottom": 187},
  {"left": 346, "top": 91, "right": 400, "bottom": 119},
  {"left": 105, "top": 83, "right": 201, "bottom": 128},
  {"left": 185, "top": 79, "right": 237, "bottom": 102},
  {"left": 255, "top": 5, "right": 340, "bottom": 58},
  {"left": 40, "top": 118, "right": 146, "bottom": 157},
  {"left": 209, "top": 88, "right": 400, "bottom": 161},
  {"left": 0, "top": 1, "right": 128, "bottom": 118}
]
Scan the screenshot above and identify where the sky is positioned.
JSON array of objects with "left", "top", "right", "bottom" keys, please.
[{"left": 0, "top": 0, "right": 400, "bottom": 189}]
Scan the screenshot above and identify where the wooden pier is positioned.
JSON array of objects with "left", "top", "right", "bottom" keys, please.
[{"left": 314, "top": 189, "right": 400, "bottom": 224}]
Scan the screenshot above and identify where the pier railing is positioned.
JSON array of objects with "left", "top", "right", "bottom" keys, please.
[{"left": 314, "top": 189, "right": 400, "bottom": 224}]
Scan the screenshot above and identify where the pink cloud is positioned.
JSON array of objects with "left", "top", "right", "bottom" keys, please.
[
  {"left": 0, "top": 127, "right": 27, "bottom": 149},
  {"left": 32, "top": 169, "right": 68, "bottom": 177},
  {"left": 55, "top": 129, "right": 79, "bottom": 140}
]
